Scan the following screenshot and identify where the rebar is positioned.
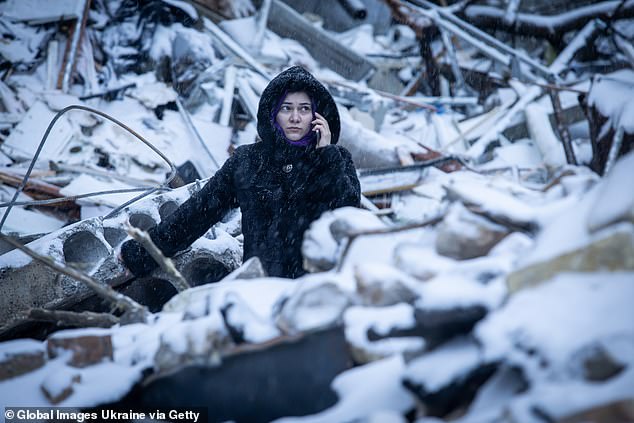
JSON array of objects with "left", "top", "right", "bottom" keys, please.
[
  {"left": 0, "top": 105, "right": 177, "bottom": 232},
  {"left": 0, "top": 188, "right": 170, "bottom": 208}
]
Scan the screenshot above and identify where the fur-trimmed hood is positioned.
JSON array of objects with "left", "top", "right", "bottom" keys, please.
[{"left": 257, "top": 66, "right": 341, "bottom": 147}]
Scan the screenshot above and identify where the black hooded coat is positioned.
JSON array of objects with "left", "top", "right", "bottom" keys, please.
[{"left": 120, "top": 66, "right": 361, "bottom": 279}]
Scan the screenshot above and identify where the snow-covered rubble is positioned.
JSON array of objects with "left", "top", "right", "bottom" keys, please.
[
  {"left": 3, "top": 150, "right": 632, "bottom": 420},
  {"left": 0, "top": 0, "right": 633, "bottom": 421}
]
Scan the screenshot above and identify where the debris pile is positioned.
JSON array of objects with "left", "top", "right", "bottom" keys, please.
[{"left": 0, "top": 0, "right": 633, "bottom": 421}]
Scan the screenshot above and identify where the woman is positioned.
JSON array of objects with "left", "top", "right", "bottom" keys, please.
[{"left": 120, "top": 66, "right": 361, "bottom": 279}]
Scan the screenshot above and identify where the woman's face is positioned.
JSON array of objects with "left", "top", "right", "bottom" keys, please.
[{"left": 275, "top": 91, "right": 312, "bottom": 141}]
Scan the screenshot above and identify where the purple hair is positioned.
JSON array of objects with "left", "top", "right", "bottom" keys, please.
[{"left": 271, "top": 90, "right": 317, "bottom": 147}]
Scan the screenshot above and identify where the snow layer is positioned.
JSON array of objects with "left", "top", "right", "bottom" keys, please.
[
  {"left": 405, "top": 337, "right": 482, "bottom": 393},
  {"left": 59, "top": 174, "right": 140, "bottom": 208},
  {"left": 519, "top": 176, "right": 607, "bottom": 266},
  {"left": 467, "top": 272, "right": 634, "bottom": 422},
  {"left": 477, "top": 272, "right": 634, "bottom": 369},
  {"left": 276, "top": 355, "right": 414, "bottom": 422},
  {"left": 587, "top": 69, "right": 634, "bottom": 134},
  {"left": 586, "top": 151, "right": 634, "bottom": 232},
  {"left": 344, "top": 304, "right": 424, "bottom": 358},
  {"left": 163, "top": 278, "right": 295, "bottom": 319},
  {"left": 0, "top": 207, "right": 65, "bottom": 236},
  {"left": 525, "top": 103, "right": 566, "bottom": 168},
  {"left": 0, "top": 338, "right": 44, "bottom": 361},
  {"left": 0, "top": 354, "right": 143, "bottom": 410}
]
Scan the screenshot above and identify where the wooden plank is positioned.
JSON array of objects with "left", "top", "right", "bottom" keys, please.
[{"left": 0, "top": 171, "right": 64, "bottom": 200}]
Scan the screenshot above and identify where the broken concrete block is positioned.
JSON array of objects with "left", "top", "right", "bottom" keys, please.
[
  {"left": 154, "top": 314, "right": 231, "bottom": 373},
  {"left": 220, "top": 257, "right": 266, "bottom": 282},
  {"left": 507, "top": 224, "right": 634, "bottom": 293},
  {"left": 442, "top": 177, "right": 538, "bottom": 232},
  {"left": 390, "top": 192, "right": 445, "bottom": 224},
  {"left": 347, "top": 273, "right": 491, "bottom": 352},
  {"left": 0, "top": 179, "right": 243, "bottom": 328},
  {"left": 473, "top": 275, "right": 633, "bottom": 420},
  {"left": 344, "top": 304, "right": 424, "bottom": 364},
  {"left": 435, "top": 203, "right": 509, "bottom": 260},
  {"left": 0, "top": 217, "right": 119, "bottom": 326},
  {"left": 329, "top": 208, "right": 387, "bottom": 242},
  {"left": 302, "top": 207, "right": 386, "bottom": 273},
  {"left": 164, "top": 233, "right": 239, "bottom": 287},
  {"left": 394, "top": 244, "right": 456, "bottom": 281},
  {"left": 162, "top": 278, "right": 294, "bottom": 324},
  {"left": 276, "top": 281, "right": 351, "bottom": 334},
  {"left": 41, "top": 366, "right": 81, "bottom": 404},
  {"left": 402, "top": 338, "right": 497, "bottom": 418},
  {"left": 564, "top": 333, "right": 633, "bottom": 386},
  {"left": 220, "top": 291, "right": 281, "bottom": 344},
  {"left": 47, "top": 330, "right": 113, "bottom": 368},
  {"left": 0, "top": 339, "right": 46, "bottom": 381},
  {"left": 354, "top": 263, "right": 420, "bottom": 307}
]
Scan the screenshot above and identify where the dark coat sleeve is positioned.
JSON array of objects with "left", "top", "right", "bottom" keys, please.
[
  {"left": 120, "top": 153, "right": 239, "bottom": 277},
  {"left": 308, "top": 144, "right": 361, "bottom": 209}
]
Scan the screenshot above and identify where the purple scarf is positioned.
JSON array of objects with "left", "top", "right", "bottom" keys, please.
[{"left": 271, "top": 91, "right": 317, "bottom": 147}]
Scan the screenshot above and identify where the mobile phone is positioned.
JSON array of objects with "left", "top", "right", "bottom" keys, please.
[{"left": 313, "top": 112, "right": 321, "bottom": 143}]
